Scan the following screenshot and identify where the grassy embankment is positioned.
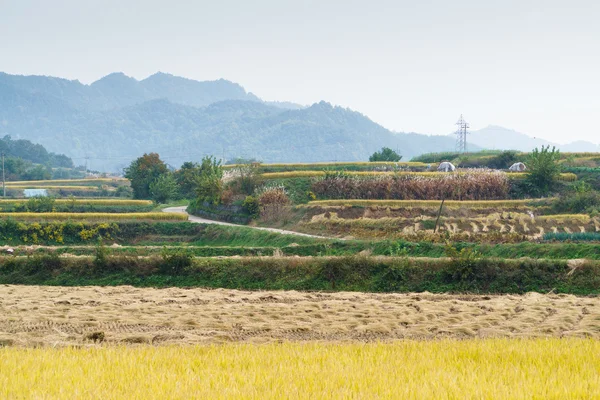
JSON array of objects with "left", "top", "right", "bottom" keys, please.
[{"left": 2, "top": 253, "right": 599, "bottom": 294}]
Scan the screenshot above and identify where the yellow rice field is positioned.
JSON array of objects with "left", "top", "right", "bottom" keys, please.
[
  {"left": 0, "top": 212, "right": 187, "bottom": 220},
  {"left": 5, "top": 178, "right": 122, "bottom": 185},
  {"left": 224, "top": 161, "right": 429, "bottom": 169},
  {"left": 0, "top": 199, "right": 153, "bottom": 206},
  {"left": 1, "top": 339, "right": 599, "bottom": 399},
  {"left": 5, "top": 185, "right": 99, "bottom": 190}
]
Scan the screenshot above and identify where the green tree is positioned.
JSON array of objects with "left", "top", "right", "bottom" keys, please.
[
  {"left": 174, "top": 161, "right": 201, "bottom": 199},
  {"left": 195, "top": 156, "right": 223, "bottom": 205},
  {"left": 489, "top": 150, "right": 518, "bottom": 169},
  {"left": 369, "top": 147, "right": 402, "bottom": 162},
  {"left": 229, "top": 163, "right": 263, "bottom": 196},
  {"left": 150, "top": 173, "right": 179, "bottom": 204},
  {"left": 525, "top": 146, "right": 561, "bottom": 196},
  {"left": 124, "top": 153, "right": 169, "bottom": 199}
]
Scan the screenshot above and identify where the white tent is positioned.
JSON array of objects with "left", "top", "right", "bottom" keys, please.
[
  {"left": 23, "top": 189, "right": 48, "bottom": 197},
  {"left": 509, "top": 162, "right": 527, "bottom": 172},
  {"left": 437, "top": 162, "right": 456, "bottom": 172}
]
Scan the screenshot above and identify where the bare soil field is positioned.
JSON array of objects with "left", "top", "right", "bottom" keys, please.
[{"left": 1, "top": 285, "right": 599, "bottom": 347}]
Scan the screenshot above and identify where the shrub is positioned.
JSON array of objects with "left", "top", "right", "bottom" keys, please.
[
  {"left": 525, "top": 146, "right": 561, "bottom": 196},
  {"left": 242, "top": 196, "right": 260, "bottom": 219},
  {"left": 552, "top": 182, "right": 600, "bottom": 214},
  {"left": 115, "top": 185, "right": 134, "bottom": 198},
  {"left": 489, "top": 151, "right": 519, "bottom": 169},
  {"left": 256, "top": 185, "right": 290, "bottom": 221},
  {"left": 320, "top": 258, "right": 350, "bottom": 289},
  {"left": 24, "top": 253, "right": 63, "bottom": 275},
  {"left": 444, "top": 243, "right": 483, "bottom": 282},
  {"left": 93, "top": 239, "right": 109, "bottom": 272},
  {"left": 421, "top": 219, "right": 437, "bottom": 230},
  {"left": 377, "top": 257, "right": 412, "bottom": 291},
  {"left": 25, "top": 197, "right": 56, "bottom": 212},
  {"left": 228, "top": 164, "right": 264, "bottom": 196},
  {"left": 369, "top": 147, "right": 402, "bottom": 162},
  {"left": 159, "top": 248, "right": 193, "bottom": 275}
]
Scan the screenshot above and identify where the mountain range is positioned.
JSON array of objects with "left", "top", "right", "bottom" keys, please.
[
  {"left": 467, "top": 125, "right": 600, "bottom": 153},
  {"left": 0, "top": 71, "right": 596, "bottom": 171}
]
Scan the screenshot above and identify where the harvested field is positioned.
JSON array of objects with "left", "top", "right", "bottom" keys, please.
[{"left": 1, "top": 285, "right": 599, "bottom": 347}]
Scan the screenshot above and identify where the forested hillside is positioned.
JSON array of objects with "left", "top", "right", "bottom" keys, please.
[{"left": 0, "top": 135, "right": 74, "bottom": 180}]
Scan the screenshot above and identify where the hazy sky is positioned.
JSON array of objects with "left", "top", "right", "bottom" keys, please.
[{"left": 1, "top": 0, "right": 599, "bottom": 143}]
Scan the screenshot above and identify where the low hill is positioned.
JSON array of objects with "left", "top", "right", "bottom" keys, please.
[
  {"left": 0, "top": 135, "right": 72, "bottom": 168},
  {"left": 0, "top": 135, "right": 75, "bottom": 181}
]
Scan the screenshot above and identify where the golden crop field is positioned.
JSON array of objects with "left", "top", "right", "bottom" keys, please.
[
  {"left": 5, "top": 185, "right": 100, "bottom": 190},
  {"left": 224, "top": 161, "right": 429, "bottom": 169},
  {"left": 1, "top": 339, "right": 599, "bottom": 399},
  {"left": 0, "top": 199, "right": 153, "bottom": 206},
  {"left": 0, "top": 212, "right": 187, "bottom": 220},
  {"left": 306, "top": 199, "right": 545, "bottom": 208},
  {"left": 5, "top": 178, "right": 123, "bottom": 185}
]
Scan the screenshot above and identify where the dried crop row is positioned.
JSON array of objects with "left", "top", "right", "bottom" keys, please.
[
  {"left": 303, "top": 212, "right": 599, "bottom": 240},
  {"left": 224, "top": 161, "right": 429, "bottom": 169},
  {"left": 305, "top": 199, "right": 547, "bottom": 208},
  {"left": 262, "top": 171, "right": 577, "bottom": 181},
  {"left": 311, "top": 172, "right": 511, "bottom": 200}
]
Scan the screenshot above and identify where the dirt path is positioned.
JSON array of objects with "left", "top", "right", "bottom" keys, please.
[
  {"left": 1, "top": 286, "right": 598, "bottom": 347},
  {"left": 163, "top": 206, "right": 333, "bottom": 239}
]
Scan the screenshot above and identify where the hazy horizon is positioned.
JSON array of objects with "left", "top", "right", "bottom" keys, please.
[{"left": 2, "top": 0, "right": 599, "bottom": 144}]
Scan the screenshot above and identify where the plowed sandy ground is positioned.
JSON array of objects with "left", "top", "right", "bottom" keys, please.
[{"left": 1, "top": 285, "right": 599, "bottom": 347}]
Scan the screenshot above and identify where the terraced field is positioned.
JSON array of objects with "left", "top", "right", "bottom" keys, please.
[{"left": 2, "top": 159, "right": 600, "bottom": 398}]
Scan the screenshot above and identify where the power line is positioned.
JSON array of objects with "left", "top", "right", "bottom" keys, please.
[
  {"left": 455, "top": 114, "right": 469, "bottom": 153},
  {"left": 1, "top": 152, "right": 5, "bottom": 198}
]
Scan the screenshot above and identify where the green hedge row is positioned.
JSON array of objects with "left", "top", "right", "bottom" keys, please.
[
  {"left": 1, "top": 255, "right": 598, "bottom": 294},
  {"left": 12, "top": 240, "right": 600, "bottom": 260}
]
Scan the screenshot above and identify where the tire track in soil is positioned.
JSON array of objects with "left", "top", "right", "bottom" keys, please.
[{"left": 1, "top": 286, "right": 600, "bottom": 346}]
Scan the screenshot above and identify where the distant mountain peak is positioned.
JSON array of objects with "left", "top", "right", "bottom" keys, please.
[
  {"left": 146, "top": 71, "right": 172, "bottom": 78},
  {"left": 310, "top": 101, "right": 334, "bottom": 110},
  {"left": 91, "top": 72, "right": 137, "bottom": 86}
]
